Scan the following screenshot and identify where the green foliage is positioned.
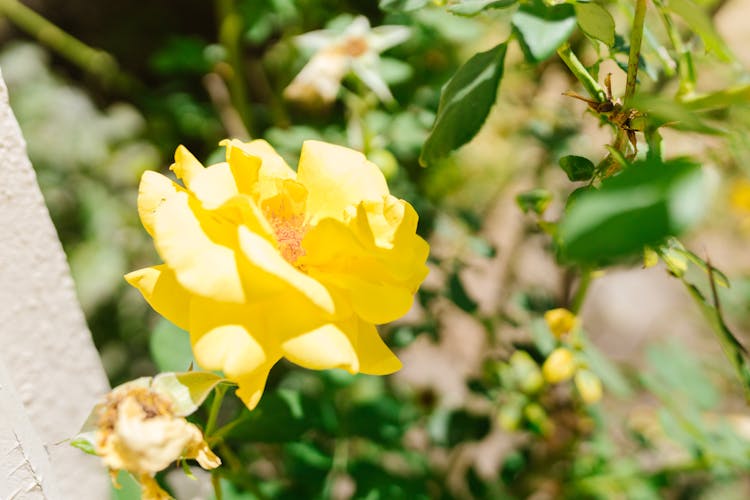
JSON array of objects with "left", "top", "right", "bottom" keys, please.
[
  {"left": 419, "top": 41, "right": 508, "bottom": 166},
  {"left": 574, "top": 1, "right": 615, "bottom": 46},
  {"left": 557, "top": 157, "right": 709, "bottom": 264},
  {"left": 512, "top": 0, "right": 577, "bottom": 62},
  {"left": 10, "top": 0, "right": 750, "bottom": 497},
  {"left": 558, "top": 154, "right": 596, "bottom": 182}
]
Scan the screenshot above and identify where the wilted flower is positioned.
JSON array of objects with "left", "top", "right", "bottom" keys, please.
[
  {"left": 76, "top": 375, "right": 221, "bottom": 500},
  {"left": 126, "top": 139, "right": 429, "bottom": 408},
  {"left": 284, "top": 16, "right": 410, "bottom": 105}
]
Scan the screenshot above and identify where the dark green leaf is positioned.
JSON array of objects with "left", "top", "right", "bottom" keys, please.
[
  {"left": 574, "top": 2, "right": 615, "bottom": 46},
  {"left": 228, "top": 389, "right": 320, "bottom": 442},
  {"left": 420, "top": 42, "right": 508, "bottom": 166},
  {"left": 448, "top": 271, "right": 478, "bottom": 313},
  {"left": 512, "top": 1, "right": 577, "bottom": 62},
  {"left": 448, "top": 0, "right": 517, "bottom": 17},
  {"left": 557, "top": 157, "right": 709, "bottom": 264},
  {"left": 446, "top": 409, "right": 491, "bottom": 446},
  {"left": 516, "top": 188, "right": 552, "bottom": 214},
  {"left": 559, "top": 155, "right": 595, "bottom": 182}
]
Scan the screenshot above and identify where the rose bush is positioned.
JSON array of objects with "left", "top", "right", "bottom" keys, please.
[{"left": 125, "top": 139, "right": 429, "bottom": 408}]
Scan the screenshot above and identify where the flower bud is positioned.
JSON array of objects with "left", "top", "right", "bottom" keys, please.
[
  {"left": 574, "top": 369, "right": 603, "bottom": 404},
  {"left": 542, "top": 347, "right": 576, "bottom": 384},
  {"left": 544, "top": 308, "right": 579, "bottom": 339}
]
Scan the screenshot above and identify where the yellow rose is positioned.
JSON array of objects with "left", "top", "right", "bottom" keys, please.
[{"left": 126, "top": 140, "right": 429, "bottom": 409}]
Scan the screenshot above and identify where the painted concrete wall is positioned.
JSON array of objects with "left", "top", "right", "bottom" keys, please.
[{"left": 0, "top": 69, "right": 110, "bottom": 498}]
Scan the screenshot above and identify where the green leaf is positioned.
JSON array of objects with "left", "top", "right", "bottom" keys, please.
[
  {"left": 663, "top": 0, "right": 732, "bottom": 60},
  {"left": 379, "top": 0, "right": 429, "bottom": 12},
  {"left": 681, "top": 279, "right": 750, "bottom": 400},
  {"left": 112, "top": 471, "right": 142, "bottom": 500},
  {"left": 419, "top": 42, "right": 508, "bottom": 166},
  {"left": 512, "top": 1, "right": 577, "bottom": 62},
  {"left": 557, "top": 157, "right": 710, "bottom": 264},
  {"left": 228, "top": 389, "right": 321, "bottom": 442},
  {"left": 559, "top": 155, "right": 595, "bottom": 182},
  {"left": 151, "top": 371, "right": 227, "bottom": 416},
  {"left": 70, "top": 436, "right": 97, "bottom": 455},
  {"left": 448, "top": 271, "right": 478, "bottom": 313},
  {"left": 574, "top": 2, "right": 615, "bottom": 46},
  {"left": 149, "top": 318, "right": 196, "bottom": 373},
  {"left": 681, "top": 83, "right": 750, "bottom": 111},
  {"left": 516, "top": 188, "right": 552, "bottom": 214},
  {"left": 448, "top": 0, "right": 517, "bottom": 17},
  {"left": 630, "top": 94, "right": 725, "bottom": 134}
]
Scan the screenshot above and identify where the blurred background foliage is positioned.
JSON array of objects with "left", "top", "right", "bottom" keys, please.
[{"left": 3, "top": 0, "right": 750, "bottom": 498}]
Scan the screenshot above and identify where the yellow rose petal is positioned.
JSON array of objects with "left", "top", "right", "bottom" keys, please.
[
  {"left": 186, "top": 162, "right": 238, "bottom": 210},
  {"left": 137, "top": 171, "right": 182, "bottom": 237},
  {"left": 297, "top": 140, "right": 389, "bottom": 222},
  {"left": 355, "top": 320, "right": 402, "bottom": 375},
  {"left": 234, "top": 365, "right": 275, "bottom": 410},
  {"left": 124, "top": 265, "right": 191, "bottom": 330},
  {"left": 189, "top": 301, "right": 271, "bottom": 376},
  {"left": 223, "top": 138, "right": 295, "bottom": 181},
  {"left": 281, "top": 323, "right": 359, "bottom": 372},
  {"left": 153, "top": 191, "right": 246, "bottom": 303},
  {"left": 170, "top": 145, "right": 204, "bottom": 187}
]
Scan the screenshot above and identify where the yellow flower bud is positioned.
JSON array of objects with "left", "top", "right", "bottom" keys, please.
[
  {"left": 574, "top": 369, "right": 603, "bottom": 404},
  {"left": 643, "top": 247, "right": 658, "bottom": 268},
  {"left": 542, "top": 348, "right": 576, "bottom": 384},
  {"left": 544, "top": 308, "right": 579, "bottom": 339}
]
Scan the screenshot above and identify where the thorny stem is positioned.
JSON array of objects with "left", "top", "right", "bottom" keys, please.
[
  {"left": 625, "top": 0, "right": 648, "bottom": 105},
  {"left": 607, "top": 0, "right": 649, "bottom": 171},
  {"left": 0, "top": 0, "right": 135, "bottom": 91}
]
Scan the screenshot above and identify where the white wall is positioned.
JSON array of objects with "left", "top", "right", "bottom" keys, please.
[{"left": 0, "top": 69, "right": 110, "bottom": 499}]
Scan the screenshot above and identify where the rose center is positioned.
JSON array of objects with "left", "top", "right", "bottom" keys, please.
[{"left": 266, "top": 212, "right": 308, "bottom": 266}]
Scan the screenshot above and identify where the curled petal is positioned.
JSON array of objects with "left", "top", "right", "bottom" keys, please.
[
  {"left": 137, "top": 171, "right": 182, "bottom": 237},
  {"left": 186, "top": 162, "right": 238, "bottom": 210},
  {"left": 124, "top": 265, "right": 191, "bottom": 330},
  {"left": 169, "top": 145, "right": 204, "bottom": 187},
  {"left": 354, "top": 320, "right": 402, "bottom": 375}
]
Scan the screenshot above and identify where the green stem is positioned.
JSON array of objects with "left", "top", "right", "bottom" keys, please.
[
  {"left": 205, "top": 385, "right": 227, "bottom": 437},
  {"left": 570, "top": 269, "right": 593, "bottom": 314},
  {"left": 0, "top": 0, "right": 135, "bottom": 91},
  {"left": 624, "top": 0, "right": 648, "bottom": 104},
  {"left": 212, "top": 473, "right": 223, "bottom": 500},
  {"left": 654, "top": 0, "right": 696, "bottom": 97},
  {"left": 556, "top": 44, "right": 606, "bottom": 102},
  {"left": 207, "top": 416, "right": 244, "bottom": 446},
  {"left": 216, "top": 0, "right": 253, "bottom": 137}
]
